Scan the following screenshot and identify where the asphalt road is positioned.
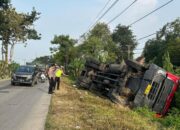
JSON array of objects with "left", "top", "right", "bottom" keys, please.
[{"left": 0, "top": 80, "right": 51, "bottom": 130}]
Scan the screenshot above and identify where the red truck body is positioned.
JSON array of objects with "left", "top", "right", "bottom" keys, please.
[{"left": 161, "top": 72, "right": 179, "bottom": 115}]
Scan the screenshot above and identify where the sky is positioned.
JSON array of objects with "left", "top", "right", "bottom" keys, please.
[{"left": 4, "top": 0, "right": 180, "bottom": 64}]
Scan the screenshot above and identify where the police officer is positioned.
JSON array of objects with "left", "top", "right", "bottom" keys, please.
[
  {"left": 47, "top": 64, "right": 56, "bottom": 94},
  {"left": 55, "top": 65, "right": 64, "bottom": 90}
]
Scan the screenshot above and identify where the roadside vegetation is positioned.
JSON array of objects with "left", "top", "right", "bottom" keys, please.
[
  {"left": 0, "top": 0, "right": 40, "bottom": 79},
  {"left": 0, "top": 1, "right": 179, "bottom": 129},
  {"left": 46, "top": 77, "right": 172, "bottom": 130},
  {"left": 45, "top": 18, "right": 180, "bottom": 129},
  {"left": 0, "top": 61, "right": 19, "bottom": 79}
]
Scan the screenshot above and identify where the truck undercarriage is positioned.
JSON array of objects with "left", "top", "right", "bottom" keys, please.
[{"left": 77, "top": 58, "right": 180, "bottom": 116}]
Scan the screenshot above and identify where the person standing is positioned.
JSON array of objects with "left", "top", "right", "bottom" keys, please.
[
  {"left": 55, "top": 65, "right": 63, "bottom": 90},
  {"left": 47, "top": 64, "right": 56, "bottom": 94}
]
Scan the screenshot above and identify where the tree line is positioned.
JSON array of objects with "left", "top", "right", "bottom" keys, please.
[
  {"left": 50, "top": 23, "right": 137, "bottom": 78},
  {"left": 49, "top": 18, "right": 180, "bottom": 78}
]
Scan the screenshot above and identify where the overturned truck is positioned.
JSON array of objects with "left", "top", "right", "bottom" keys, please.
[{"left": 77, "top": 58, "right": 180, "bottom": 116}]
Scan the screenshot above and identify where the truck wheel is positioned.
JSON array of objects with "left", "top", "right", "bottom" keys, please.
[
  {"left": 106, "top": 64, "right": 126, "bottom": 74},
  {"left": 85, "top": 63, "right": 100, "bottom": 70},
  {"left": 86, "top": 58, "right": 100, "bottom": 65}
]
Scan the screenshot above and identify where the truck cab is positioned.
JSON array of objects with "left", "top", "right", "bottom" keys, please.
[{"left": 133, "top": 64, "right": 180, "bottom": 115}]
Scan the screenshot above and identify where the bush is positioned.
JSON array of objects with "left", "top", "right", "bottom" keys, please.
[
  {"left": 68, "top": 58, "right": 85, "bottom": 79},
  {"left": 159, "top": 108, "right": 180, "bottom": 129},
  {"left": 8, "top": 62, "right": 20, "bottom": 73},
  {"left": 175, "top": 68, "right": 180, "bottom": 76},
  {"left": 134, "top": 106, "right": 158, "bottom": 122},
  {"left": 0, "top": 61, "right": 19, "bottom": 79},
  {"left": 134, "top": 106, "right": 180, "bottom": 130}
]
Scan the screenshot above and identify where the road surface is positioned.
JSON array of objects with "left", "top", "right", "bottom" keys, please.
[{"left": 0, "top": 80, "right": 51, "bottom": 130}]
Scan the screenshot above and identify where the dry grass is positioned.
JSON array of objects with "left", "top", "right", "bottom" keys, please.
[{"left": 45, "top": 77, "right": 167, "bottom": 130}]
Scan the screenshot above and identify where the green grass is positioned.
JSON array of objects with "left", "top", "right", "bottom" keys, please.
[{"left": 45, "top": 77, "right": 171, "bottom": 130}]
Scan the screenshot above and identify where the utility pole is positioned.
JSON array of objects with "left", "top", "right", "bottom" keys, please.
[{"left": 127, "top": 45, "right": 132, "bottom": 59}]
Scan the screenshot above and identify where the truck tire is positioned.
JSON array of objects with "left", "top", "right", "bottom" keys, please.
[
  {"left": 85, "top": 63, "right": 100, "bottom": 70},
  {"left": 85, "top": 58, "right": 101, "bottom": 70},
  {"left": 106, "top": 64, "right": 126, "bottom": 74},
  {"left": 86, "top": 58, "right": 100, "bottom": 65}
]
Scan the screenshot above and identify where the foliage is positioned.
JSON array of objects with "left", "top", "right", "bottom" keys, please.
[
  {"left": 0, "top": 61, "right": 19, "bottom": 79},
  {"left": 143, "top": 18, "right": 180, "bottom": 66},
  {"left": 112, "top": 24, "right": 137, "bottom": 61},
  {"left": 82, "top": 23, "right": 117, "bottom": 63},
  {"left": 135, "top": 106, "right": 180, "bottom": 130},
  {"left": 175, "top": 68, "right": 180, "bottom": 76},
  {"left": 8, "top": 61, "right": 20, "bottom": 72},
  {"left": 0, "top": 61, "right": 10, "bottom": 79},
  {"left": 0, "top": 1, "right": 41, "bottom": 64},
  {"left": 50, "top": 35, "right": 76, "bottom": 73},
  {"left": 50, "top": 23, "right": 138, "bottom": 77},
  {"left": 159, "top": 108, "right": 180, "bottom": 130},
  {"left": 174, "top": 88, "right": 180, "bottom": 109},
  {"left": 162, "top": 51, "right": 174, "bottom": 73},
  {"left": 0, "top": 0, "right": 10, "bottom": 9},
  {"left": 134, "top": 106, "right": 157, "bottom": 122},
  {"left": 68, "top": 58, "right": 85, "bottom": 79}
]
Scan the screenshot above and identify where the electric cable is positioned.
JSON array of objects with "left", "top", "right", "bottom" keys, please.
[{"left": 108, "top": 0, "right": 138, "bottom": 24}]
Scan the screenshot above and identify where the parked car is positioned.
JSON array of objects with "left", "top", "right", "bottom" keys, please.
[{"left": 11, "top": 65, "right": 39, "bottom": 86}]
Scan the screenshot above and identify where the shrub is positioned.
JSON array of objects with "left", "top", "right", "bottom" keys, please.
[
  {"left": 68, "top": 58, "right": 85, "bottom": 79},
  {"left": 159, "top": 108, "right": 180, "bottom": 129},
  {"left": 0, "top": 61, "right": 19, "bottom": 79}
]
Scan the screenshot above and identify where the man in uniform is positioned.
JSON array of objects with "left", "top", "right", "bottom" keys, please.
[{"left": 47, "top": 64, "right": 56, "bottom": 94}]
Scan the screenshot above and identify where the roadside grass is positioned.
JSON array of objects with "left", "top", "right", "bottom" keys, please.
[{"left": 45, "top": 77, "right": 169, "bottom": 130}]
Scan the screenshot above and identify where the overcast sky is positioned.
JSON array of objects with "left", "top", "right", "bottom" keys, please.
[{"left": 6, "top": 0, "right": 180, "bottom": 64}]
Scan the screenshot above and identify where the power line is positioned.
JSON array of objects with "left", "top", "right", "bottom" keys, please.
[
  {"left": 137, "top": 32, "right": 157, "bottom": 41},
  {"left": 89, "top": 0, "right": 120, "bottom": 30},
  {"left": 128, "top": 0, "right": 174, "bottom": 26},
  {"left": 95, "top": 0, "right": 112, "bottom": 20},
  {"left": 86, "top": 0, "right": 112, "bottom": 34},
  {"left": 108, "top": 0, "right": 138, "bottom": 24}
]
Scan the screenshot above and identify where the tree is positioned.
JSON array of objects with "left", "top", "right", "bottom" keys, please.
[
  {"left": 143, "top": 18, "right": 180, "bottom": 66},
  {"left": 112, "top": 24, "right": 137, "bottom": 61},
  {"left": 50, "top": 35, "right": 76, "bottom": 73},
  {"left": 0, "top": 0, "right": 10, "bottom": 61},
  {"left": 0, "top": 0, "right": 9, "bottom": 9},
  {"left": 0, "top": 1, "right": 41, "bottom": 64},
  {"left": 82, "top": 23, "right": 117, "bottom": 63},
  {"left": 143, "top": 39, "right": 165, "bottom": 66}
]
